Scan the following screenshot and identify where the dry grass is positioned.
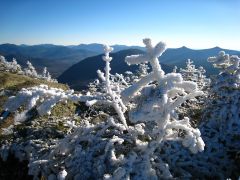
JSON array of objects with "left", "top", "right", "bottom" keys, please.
[{"left": 50, "top": 100, "right": 78, "bottom": 117}]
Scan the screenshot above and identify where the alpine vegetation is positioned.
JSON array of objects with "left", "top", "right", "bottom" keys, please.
[
  {"left": 95, "top": 45, "right": 128, "bottom": 128},
  {"left": 180, "top": 59, "right": 210, "bottom": 90},
  {"left": 177, "top": 59, "right": 210, "bottom": 126},
  {"left": 160, "top": 51, "right": 240, "bottom": 179},
  {"left": 0, "top": 39, "right": 239, "bottom": 179},
  {"left": 3, "top": 84, "right": 96, "bottom": 123},
  {"left": 24, "top": 61, "right": 39, "bottom": 78},
  {"left": 4, "top": 39, "right": 205, "bottom": 179},
  {"left": 0, "top": 55, "right": 57, "bottom": 82},
  {"left": 199, "top": 51, "right": 240, "bottom": 176},
  {"left": 205, "top": 51, "right": 240, "bottom": 148},
  {"left": 0, "top": 55, "right": 23, "bottom": 74}
]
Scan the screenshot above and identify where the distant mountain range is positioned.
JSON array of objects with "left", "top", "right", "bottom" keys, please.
[
  {"left": 0, "top": 44, "right": 99, "bottom": 77},
  {"left": 0, "top": 43, "right": 145, "bottom": 77},
  {"left": 160, "top": 46, "right": 240, "bottom": 75},
  {"left": 58, "top": 46, "right": 240, "bottom": 90},
  {"left": 68, "top": 43, "right": 145, "bottom": 53},
  {"left": 1, "top": 43, "right": 240, "bottom": 90},
  {"left": 58, "top": 49, "right": 173, "bottom": 90}
]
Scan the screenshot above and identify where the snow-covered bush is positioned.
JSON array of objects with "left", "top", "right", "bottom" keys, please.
[
  {"left": 200, "top": 52, "right": 240, "bottom": 178},
  {"left": 161, "top": 51, "right": 240, "bottom": 179},
  {"left": 23, "top": 61, "right": 39, "bottom": 78},
  {"left": 0, "top": 55, "right": 57, "bottom": 82},
  {"left": 23, "top": 39, "right": 206, "bottom": 179},
  {"left": 180, "top": 59, "right": 198, "bottom": 80},
  {"left": 3, "top": 40, "right": 239, "bottom": 179},
  {"left": 40, "top": 67, "right": 58, "bottom": 82},
  {"left": 208, "top": 51, "right": 240, "bottom": 89},
  {"left": 177, "top": 60, "right": 209, "bottom": 126},
  {"left": 0, "top": 55, "right": 23, "bottom": 73},
  {"left": 121, "top": 38, "right": 205, "bottom": 155},
  {"left": 180, "top": 59, "right": 210, "bottom": 90},
  {"left": 204, "top": 51, "right": 240, "bottom": 147}
]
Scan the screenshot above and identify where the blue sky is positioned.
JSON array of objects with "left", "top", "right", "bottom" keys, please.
[{"left": 0, "top": 0, "right": 239, "bottom": 50}]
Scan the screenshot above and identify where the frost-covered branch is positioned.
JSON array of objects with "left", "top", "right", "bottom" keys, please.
[
  {"left": 93, "top": 45, "right": 128, "bottom": 129},
  {"left": 4, "top": 85, "right": 94, "bottom": 120}
]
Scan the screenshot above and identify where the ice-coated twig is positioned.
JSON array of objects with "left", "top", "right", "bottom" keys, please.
[
  {"left": 4, "top": 84, "right": 95, "bottom": 117},
  {"left": 96, "top": 45, "right": 128, "bottom": 129}
]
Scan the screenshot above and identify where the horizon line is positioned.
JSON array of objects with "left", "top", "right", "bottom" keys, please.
[{"left": 0, "top": 42, "right": 240, "bottom": 51}]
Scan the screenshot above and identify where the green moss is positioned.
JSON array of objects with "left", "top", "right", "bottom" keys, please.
[
  {"left": 55, "top": 121, "right": 67, "bottom": 132},
  {"left": 50, "top": 100, "right": 78, "bottom": 117}
]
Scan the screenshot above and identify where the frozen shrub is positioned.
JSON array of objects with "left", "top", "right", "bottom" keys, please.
[
  {"left": 4, "top": 40, "right": 239, "bottom": 179},
  {"left": 41, "top": 67, "right": 57, "bottom": 82},
  {"left": 163, "top": 51, "right": 240, "bottom": 178},
  {"left": 0, "top": 55, "right": 56, "bottom": 82},
  {"left": 0, "top": 55, "right": 23, "bottom": 73},
  {"left": 180, "top": 59, "right": 210, "bottom": 90},
  {"left": 30, "top": 39, "right": 205, "bottom": 179},
  {"left": 24, "top": 61, "right": 38, "bottom": 78},
  {"left": 4, "top": 84, "right": 94, "bottom": 120}
]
